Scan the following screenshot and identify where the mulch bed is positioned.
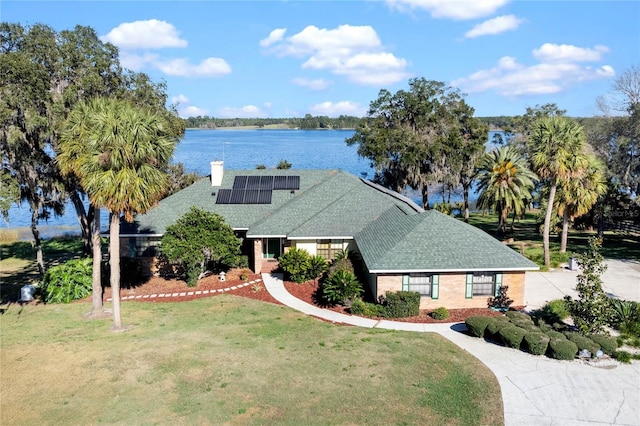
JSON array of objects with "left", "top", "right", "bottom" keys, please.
[{"left": 97, "top": 269, "right": 506, "bottom": 323}]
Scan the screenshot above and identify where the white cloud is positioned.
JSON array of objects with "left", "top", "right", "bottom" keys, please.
[
  {"left": 465, "top": 15, "right": 523, "bottom": 38},
  {"left": 263, "top": 24, "right": 410, "bottom": 86},
  {"left": 309, "top": 101, "right": 366, "bottom": 117},
  {"left": 156, "top": 57, "right": 232, "bottom": 77},
  {"left": 180, "top": 105, "right": 209, "bottom": 118},
  {"left": 218, "top": 105, "right": 269, "bottom": 118},
  {"left": 101, "top": 19, "right": 187, "bottom": 49},
  {"left": 117, "top": 52, "right": 159, "bottom": 71},
  {"left": 387, "top": 0, "right": 509, "bottom": 20},
  {"left": 171, "top": 94, "right": 190, "bottom": 105},
  {"left": 260, "top": 28, "right": 287, "bottom": 47},
  {"left": 292, "top": 78, "right": 331, "bottom": 90},
  {"left": 533, "top": 43, "right": 609, "bottom": 63},
  {"left": 452, "top": 44, "right": 615, "bottom": 97}
]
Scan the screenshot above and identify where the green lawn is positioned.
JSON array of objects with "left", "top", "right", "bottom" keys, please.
[
  {"left": 0, "top": 296, "right": 503, "bottom": 425},
  {"left": 463, "top": 211, "right": 640, "bottom": 268}
]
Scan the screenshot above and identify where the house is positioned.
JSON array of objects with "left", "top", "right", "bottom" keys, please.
[{"left": 121, "top": 161, "right": 539, "bottom": 309}]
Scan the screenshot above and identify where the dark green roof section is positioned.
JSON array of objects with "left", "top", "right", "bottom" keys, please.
[{"left": 356, "top": 209, "right": 539, "bottom": 272}]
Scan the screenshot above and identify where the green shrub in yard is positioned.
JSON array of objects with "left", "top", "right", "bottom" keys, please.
[
  {"left": 548, "top": 339, "right": 578, "bottom": 360},
  {"left": 382, "top": 291, "right": 420, "bottom": 318},
  {"left": 498, "top": 326, "right": 527, "bottom": 349},
  {"left": 42, "top": 258, "right": 92, "bottom": 303},
  {"left": 465, "top": 316, "right": 493, "bottom": 338},
  {"left": 431, "top": 307, "right": 449, "bottom": 320},
  {"left": 524, "top": 332, "right": 551, "bottom": 356},
  {"left": 563, "top": 332, "right": 600, "bottom": 356},
  {"left": 505, "top": 311, "right": 534, "bottom": 325},
  {"left": 328, "top": 257, "right": 354, "bottom": 276},
  {"left": 321, "top": 270, "right": 363, "bottom": 305},
  {"left": 545, "top": 330, "right": 567, "bottom": 341},
  {"left": 613, "top": 350, "right": 632, "bottom": 363},
  {"left": 485, "top": 317, "right": 512, "bottom": 339},
  {"left": 279, "top": 247, "right": 312, "bottom": 283},
  {"left": 350, "top": 299, "right": 385, "bottom": 317},
  {"left": 588, "top": 334, "right": 618, "bottom": 354}
]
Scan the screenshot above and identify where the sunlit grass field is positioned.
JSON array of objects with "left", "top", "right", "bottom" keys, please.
[{"left": 1, "top": 297, "right": 502, "bottom": 425}]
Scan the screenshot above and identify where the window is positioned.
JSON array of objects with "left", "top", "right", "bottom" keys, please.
[
  {"left": 466, "top": 272, "right": 502, "bottom": 298},
  {"left": 402, "top": 273, "right": 439, "bottom": 299},
  {"left": 316, "top": 239, "right": 344, "bottom": 260}
]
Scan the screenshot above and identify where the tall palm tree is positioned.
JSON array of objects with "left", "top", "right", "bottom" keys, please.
[
  {"left": 58, "top": 97, "right": 177, "bottom": 330},
  {"left": 530, "top": 116, "right": 586, "bottom": 267},
  {"left": 555, "top": 154, "right": 607, "bottom": 252},
  {"left": 476, "top": 146, "right": 538, "bottom": 234}
]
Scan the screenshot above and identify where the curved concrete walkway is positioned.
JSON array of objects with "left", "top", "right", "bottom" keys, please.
[{"left": 262, "top": 273, "right": 640, "bottom": 426}]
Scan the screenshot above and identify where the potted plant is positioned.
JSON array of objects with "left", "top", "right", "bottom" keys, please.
[{"left": 488, "top": 285, "right": 513, "bottom": 312}]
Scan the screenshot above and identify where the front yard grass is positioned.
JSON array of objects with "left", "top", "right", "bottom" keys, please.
[{"left": 1, "top": 296, "right": 503, "bottom": 425}]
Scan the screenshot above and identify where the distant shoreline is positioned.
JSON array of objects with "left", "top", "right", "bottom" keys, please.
[{"left": 185, "top": 126, "right": 356, "bottom": 131}]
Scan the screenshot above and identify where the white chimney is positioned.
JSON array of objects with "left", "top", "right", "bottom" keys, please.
[{"left": 210, "top": 161, "right": 223, "bottom": 186}]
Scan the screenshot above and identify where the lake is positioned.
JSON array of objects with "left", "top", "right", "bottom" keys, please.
[{"left": 3, "top": 129, "right": 495, "bottom": 239}]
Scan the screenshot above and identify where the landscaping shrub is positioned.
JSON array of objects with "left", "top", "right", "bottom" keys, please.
[
  {"left": 42, "top": 258, "right": 92, "bottom": 303},
  {"left": 382, "top": 291, "right": 420, "bottom": 318},
  {"left": 588, "top": 334, "right": 618, "bottom": 354},
  {"left": 350, "top": 299, "right": 385, "bottom": 317},
  {"left": 613, "top": 350, "right": 632, "bottom": 363},
  {"left": 563, "top": 332, "right": 600, "bottom": 356},
  {"left": 498, "top": 325, "right": 527, "bottom": 349},
  {"left": 328, "top": 257, "right": 354, "bottom": 276},
  {"left": 545, "top": 330, "right": 567, "bottom": 341},
  {"left": 485, "top": 317, "right": 512, "bottom": 339},
  {"left": 548, "top": 339, "right": 578, "bottom": 360},
  {"left": 524, "top": 332, "right": 551, "bottom": 356},
  {"left": 465, "top": 316, "right": 494, "bottom": 338},
  {"left": 279, "top": 247, "right": 313, "bottom": 283},
  {"left": 487, "top": 285, "right": 513, "bottom": 311},
  {"left": 308, "top": 255, "right": 329, "bottom": 282},
  {"left": 609, "top": 299, "right": 639, "bottom": 330},
  {"left": 505, "top": 311, "right": 533, "bottom": 324},
  {"left": 431, "top": 307, "right": 449, "bottom": 320},
  {"left": 321, "top": 270, "right": 363, "bottom": 305}
]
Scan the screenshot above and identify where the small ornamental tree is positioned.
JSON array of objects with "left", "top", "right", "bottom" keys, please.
[
  {"left": 565, "top": 237, "right": 610, "bottom": 334},
  {"left": 160, "top": 207, "right": 241, "bottom": 286},
  {"left": 488, "top": 285, "right": 514, "bottom": 312}
]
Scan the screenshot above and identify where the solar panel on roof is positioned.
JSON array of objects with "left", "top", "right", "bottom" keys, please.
[
  {"left": 244, "top": 189, "right": 259, "bottom": 204},
  {"left": 233, "top": 176, "right": 248, "bottom": 190},
  {"left": 258, "top": 190, "right": 272, "bottom": 204},
  {"left": 246, "top": 176, "right": 261, "bottom": 189},
  {"left": 216, "top": 189, "right": 232, "bottom": 204},
  {"left": 287, "top": 175, "right": 300, "bottom": 190},
  {"left": 230, "top": 189, "right": 245, "bottom": 204},
  {"left": 259, "top": 175, "right": 274, "bottom": 190},
  {"left": 273, "top": 176, "right": 287, "bottom": 189}
]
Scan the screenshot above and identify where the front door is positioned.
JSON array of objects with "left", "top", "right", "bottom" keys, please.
[{"left": 263, "top": 238, "right": 281, "bottom": 259}]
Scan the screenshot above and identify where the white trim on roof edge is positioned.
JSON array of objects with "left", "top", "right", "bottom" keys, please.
[
  {"left": 246, "top": 234, "right": 287, "bottom": 238},
  {"left": 286, "top": 236, "right": 354, "bottom": 240},
  {"left": 369, "top": 266, "right": 540, "bottom": 273}
]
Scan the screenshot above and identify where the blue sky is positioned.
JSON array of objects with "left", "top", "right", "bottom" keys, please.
[{"left": 3, "top": 0, "right": 638, "bottom": 118}]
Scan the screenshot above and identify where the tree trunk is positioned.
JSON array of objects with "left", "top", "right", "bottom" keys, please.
[
  {"left": 441, "top": 185, "right": 446, "bottom": 204},
  {"left": 543, "top": 181, "right": 557, "bottom": 267},
  {"left": 90, "top": 207, "right": 104, "bottom": 316},
  {"left": 510, "top": 209, "right": 517, "bottom": 232},
  {"left": 463, "top": 184, "right": 470, "bottom": 222},
  {"left": 69, "top": 191, "right": 92, "bottom": 255},
  {"left": 30, "top": 210, "right": 44, "bottom": 276},
  {"left": 498, "top": 207, "right": 508, "bottom": 235},
  {"left": 109, "top": 212, "right": 123, "bottom": 330},
  {"left": 560, "top": 209, "right": 569, "bottom": 253},
  {"left": 421, "top": 184, "right": 429, "bottom": 210}
]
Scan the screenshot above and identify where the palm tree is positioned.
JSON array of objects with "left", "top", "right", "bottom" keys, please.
[
  {"left": 57, "top": 97, "right": 177, "bottom": 330},
  {"left": 555, "top": 154, "right": 607, "bottom": 252},
  {"left": 530, "top": 116, "right": 586, "bottom": 267},
  {"left": 476, "top": 146, "right": 538, "bottom": 235}
]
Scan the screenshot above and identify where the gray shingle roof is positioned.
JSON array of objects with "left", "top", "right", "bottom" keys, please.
[
  {"left": 122, "top": 167, "right": 537, "bottom": 272},
  {"left": 355, "top": 208, "right": 539, "bottom": 272}
]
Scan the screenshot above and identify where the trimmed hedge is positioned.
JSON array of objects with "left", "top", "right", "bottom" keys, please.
[
  {"left": 563, "top": 332, "right": 600, "bottom": 356},
  {"left": 465, "top": 316, "right": 494, "bottom": 338},
  {"left": 485, "top": 317, "right": 512, "bottom": 338},
  {"left": 431, "top": 307, "right": 449, "bottom": 320},
  {"left": 545, "top": 330, "right": 567, "bottom": 341},
  {"left": 588, "top": 334, "right": 618, "bottom": 354},
  {"left": 383, "top": 291, "right": 420, "bottom": 318},
  {"left": 350, "top": 299, "right": 386, "bottom": 317},
  {"left": 505, "top": 311, "right": 534, "bottom": 325},
  {"left": 498, "top": 325, "right": 527, "bottom": 349},
  {"left": 524, "top": 332, "right": 551, "bottom": 356},
  {"left": 548, "top": 339, "right": 578, "bottom": 360}
]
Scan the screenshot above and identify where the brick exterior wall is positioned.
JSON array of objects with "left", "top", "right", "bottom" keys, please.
[
  {"left": 252, "top": 239, "right": 263, "bottom": 273},
  {"left": 374, "top": 271, "right": 527, "bottom": 310}
]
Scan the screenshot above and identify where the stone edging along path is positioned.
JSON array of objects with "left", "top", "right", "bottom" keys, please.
[{"left": 106, "top": 278, "right": 262, "bottom": 302}]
